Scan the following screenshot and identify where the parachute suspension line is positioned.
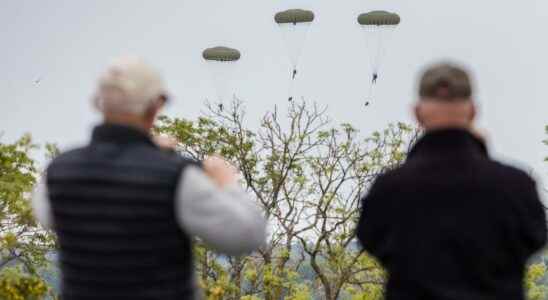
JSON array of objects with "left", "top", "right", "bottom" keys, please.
[
  {"left": 202, "top": 47, "right": 241, "bottom": 103},
  {"left": 367, "top": 79, "right": 376, "bottom": 106},
  {"left": 275, "top": 9, "right": 315, "bottom": 103},
  {"left": 292, "top": 17, "right": 298, "bottom": 88},
  {"left": 206, "top": 60, "right": 237, "bottom": 102},
  {"left": 362, "top": 25, "right": 383, "bottom": 76},
  {"left": 379, "top": 25, "right": 397, "bottom": 74},
  {"left": 361, "top": 25, "right": 383, "bottom": 105},
  {"left": 279, "top": 22, "right": 310, "bottom": 102},
  {"left": 357, "top": 11, "right": 400, "bottom": 107},
  {"left": 361, "top": 24, "right": 398, "bottom": 106},
  {"left": 289, "top": 66, "right": 298, "bottom": 101},
  {"left": 288, "top": 70, "right": 296, "bottom": 101}
]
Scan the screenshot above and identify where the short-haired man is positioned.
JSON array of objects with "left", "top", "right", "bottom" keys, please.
[
  {"left": 32, "top": 57, "right": 266, "bottom": 299},
  {"left": 357, "top": 63, "right": 546, "bottom": 300}
]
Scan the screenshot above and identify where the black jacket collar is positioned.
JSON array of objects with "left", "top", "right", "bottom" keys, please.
[
  {"left": 91, "top": 123, "right": 155, "bottom": 147},
  {"left": 408, "top": 128, "right": 488, "bottom": 160}
]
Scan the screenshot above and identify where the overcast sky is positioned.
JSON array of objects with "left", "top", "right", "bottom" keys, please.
[{"left": 1, "top": 0, "right": 547, "bottom": 188}]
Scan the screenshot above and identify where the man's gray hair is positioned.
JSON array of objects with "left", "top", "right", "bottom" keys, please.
[
  {"left": 418, "top": 62, "right": 473, "bottom": 101},
  {"left": 95, "top": 56, "right": 167, "bottom": 115}
]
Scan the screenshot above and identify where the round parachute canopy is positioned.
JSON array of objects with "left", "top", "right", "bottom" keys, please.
[
  {"left": 357, "top": 11, "right": 401, "bottom": 26},
  {"left": 275, "top": 9, "right": 315, "bottom": 24},
  {"left": 202, "top": 47, "right": 241, "bottom": 62}
]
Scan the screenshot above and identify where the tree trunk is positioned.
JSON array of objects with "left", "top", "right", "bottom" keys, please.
[
  {"left": 201, "top": 250, "right": 209, "bottom": 284},
  {"left": 310, "top": 255, "right": 333, "bottom": 300},
  {"left": 262, "top": 248, "right": 274, "bottom": 300},
  {"left": 273, "top": 238, "right": 293, "bottom": 299},
  {"left": 232, "top": 257, "right": 242, "bottom": 300}
]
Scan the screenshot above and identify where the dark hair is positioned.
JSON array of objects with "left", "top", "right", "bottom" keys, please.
[{"left": 418, "top": 63, "right": 473, "bottom": 101}]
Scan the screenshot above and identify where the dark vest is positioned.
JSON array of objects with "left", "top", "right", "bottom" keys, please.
[{"left": 47, "top": 124, "right": 199, "bottom": 300}]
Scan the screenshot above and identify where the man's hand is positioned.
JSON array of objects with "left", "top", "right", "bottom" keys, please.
[
  {"left": 203, "top": 156, "right": 238, "bottom": 188},
  {"left": 154, "top": 135, "right": 178, "bottom": 151}
]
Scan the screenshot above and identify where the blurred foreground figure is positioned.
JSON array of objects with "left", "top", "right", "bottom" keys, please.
[
  {"left": 357, "top": 63, "right": 546, "bottom": 300},
  {"left": 32, "top": 57, "right": 266, "bottom": 300}
]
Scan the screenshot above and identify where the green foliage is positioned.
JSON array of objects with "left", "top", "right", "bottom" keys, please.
[
  {"left": 349, "top": 283, "right": 384, "bottom": 300},
  {"left": 285, "top": 283, "right": 311, "bottom": 300},
  {"left": 0, "top": 135, "right": 57, "bottom": 298},
  {"left": 0, "top": 267, "right": 49, "bottom": 300},
  {"left": 194, "top": 243, "right": 236, "bottom": 300},
  {"left": 525, "top": 262, "right": 547, "bottom": 300},
  {"left": 156, "top": 101, "right": 417, "bottom": 300},
  {"left": 1, "top": 110, "right": 545, "bottom": 300},
  {"left": 157, "top": 103, "right": 548, "bottom": 299}
]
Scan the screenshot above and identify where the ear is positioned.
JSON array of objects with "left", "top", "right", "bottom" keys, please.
[
  {"left": 414, "top": 102, "right": 424, "bottom": 126},
  {"left": 93, "top": 95, "right": 103, "bottom": 112},
  {"left": 468, "top": 102, "right": 477, "bottom": 123},
  {"left": 144, "top": 97, "right": 164, "bottom": 125}
]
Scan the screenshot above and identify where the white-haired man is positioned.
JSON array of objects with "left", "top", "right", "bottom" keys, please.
[{"left": 32, "top": 57, "right": 266, "bottom": 299}]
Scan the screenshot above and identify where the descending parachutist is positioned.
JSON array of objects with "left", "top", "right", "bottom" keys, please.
[
  {"left": 292, "top": 69, "right": 297, "bottom": 80},
  {"left": 372, "top": 73, "right": 378, "bottom": 85},
  {"left": 203, "top": 47, "right": 241, "bottom": 109}
]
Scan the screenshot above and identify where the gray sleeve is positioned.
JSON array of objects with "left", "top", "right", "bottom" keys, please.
[
  {"left": 31, "top": 183, "right": 53, "bottom": 229},
  {"left": 175, "top": 166, "right": 267, "bottom": 256}
]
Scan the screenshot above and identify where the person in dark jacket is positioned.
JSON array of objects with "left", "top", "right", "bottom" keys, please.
[
  {"left": 357, "top": 62, "right": 547, "bottom": 300},
  {"left": 31, "top": 56, "right": 266, "bottom": 300}
]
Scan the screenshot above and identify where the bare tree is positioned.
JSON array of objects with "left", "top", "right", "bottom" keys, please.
[{"left": 155, "top": 100, "right": 417, "bottom": 299}]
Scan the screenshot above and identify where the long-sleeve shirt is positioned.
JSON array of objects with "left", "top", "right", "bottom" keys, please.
[{"left": 33, "top": 166, "right": 266, "bottom": 256}]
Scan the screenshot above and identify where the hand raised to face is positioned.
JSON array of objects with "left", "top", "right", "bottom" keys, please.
[
  {"left": 153, "top": 135, "right": 178, "bottom": 151},
  {"left": 203, "top": 156, "right": 239, "bottom": 188}
]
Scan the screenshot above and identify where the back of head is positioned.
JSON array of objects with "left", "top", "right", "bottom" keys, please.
[
  {"left": 95, "top": 56, "right": 167, "bottom": 116},
  {"left": 416, "top": 62, "right": 476, "bottom": 130},
  {"left": 419, "top": 62, "right": 473, "bottom": 102}
]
